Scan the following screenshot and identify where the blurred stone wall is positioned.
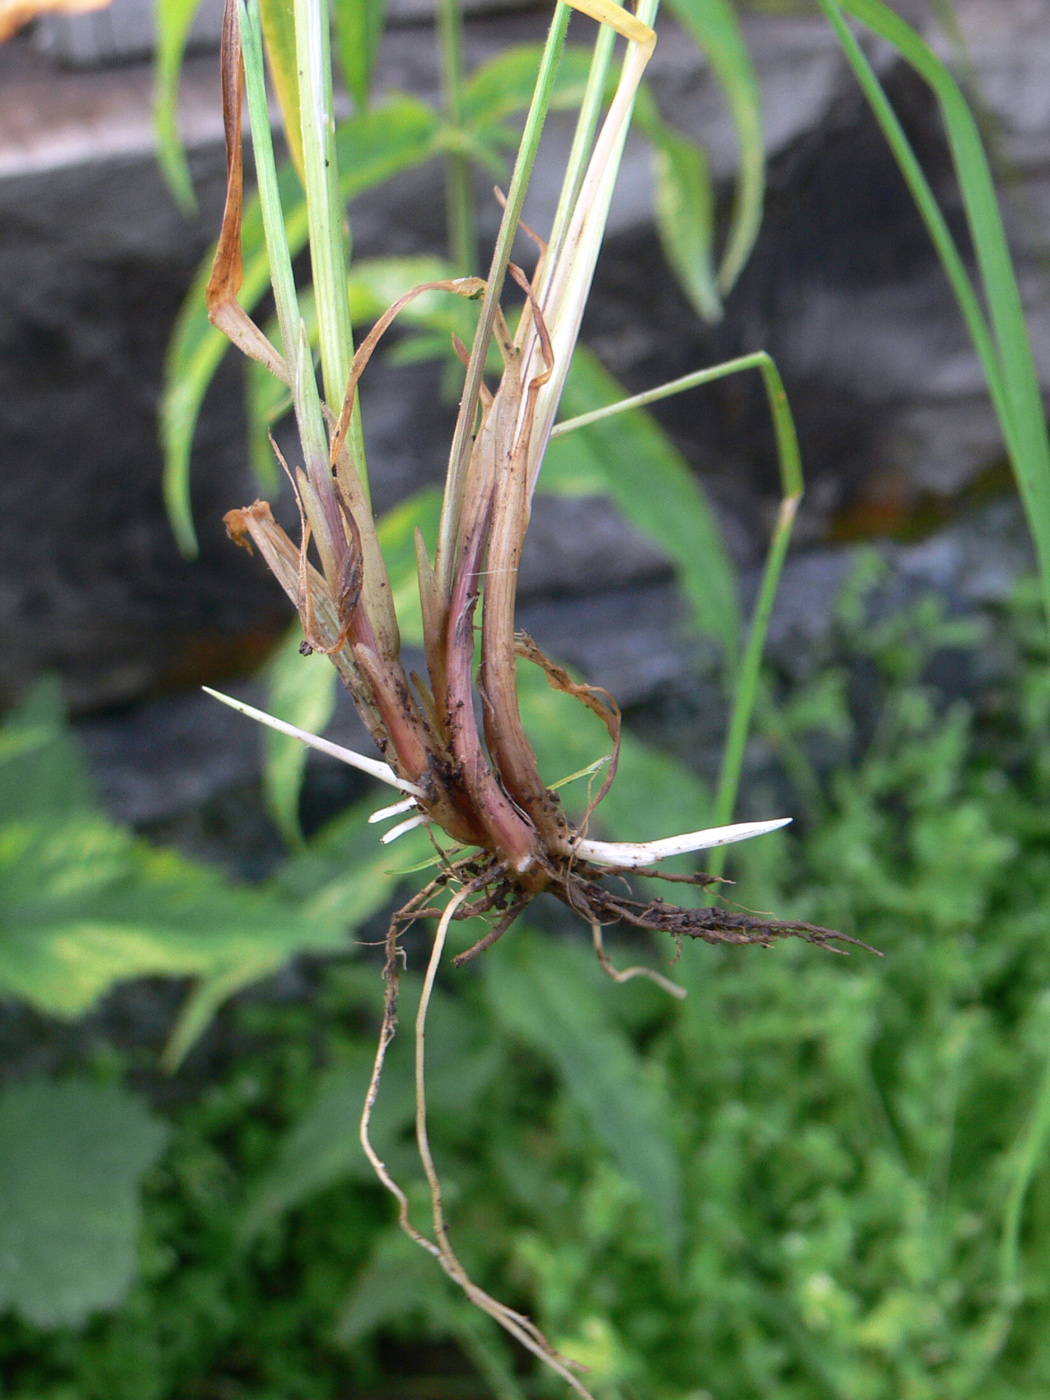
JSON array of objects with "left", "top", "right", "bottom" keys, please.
[{"left": 0, "top": 0, "right": 1047, "bottom": 722}]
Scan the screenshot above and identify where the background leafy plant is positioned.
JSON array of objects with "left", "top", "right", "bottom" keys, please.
[{"left": 7, "top": 575, "right": 1050, "bottom": 1397}]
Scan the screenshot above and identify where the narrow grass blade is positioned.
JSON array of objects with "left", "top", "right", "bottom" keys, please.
[
  {"left": 294, "top": 0, "right": 355, "bottom": 416},
  {"left": 153, "top": 0, "right": 205, "bottom": 213},
  {"left": 541, "top": 18, "right": 617, "bottom": 266},
  {"left": 665, "top": 0, "right": 764, "bottom": 295},
  {"left": 435, "top": 0, "right": 573, "bottom": 593},
  {"left": 262, "top": 623, "right": 339, "bottom": 845},
  {"left": 818, "top": 0, "right": 1050, "bottom": 630},
  {"left": 241, "top": 0, "right": 302, "bottom": 365},
  {"left": 437, "top": 0, "right": 476, "bottom": 271},
  {"left": 332, "top": 0, "right": 387, "bottom": 111},
  {"left": 259, "top": 0, "right": 305, "bottom": 181},
  {"left": 522, "top": 0, "right": 659, "bottom": 484},
  {"left": 633, "top": 89, "right": 719, "bottom": 322},
  {"left": 705, "top": 489, "right": 799, "bottom": 884}
]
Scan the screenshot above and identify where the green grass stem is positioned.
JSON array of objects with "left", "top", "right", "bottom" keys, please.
[
  {"left": 438, "top": 0, "right": 477, "bottom": 272},
  {"left": 240, "top": 0, "right": 302, "bottom": 373},
  {"left": 293, "top": 0, "right": 369, "bottom": 491},
  {"left": 706, "top": 491, "right": 798, "bottom": 884},
  {"left": 543, "top": 17, "right": 618, "bottom": 271}
]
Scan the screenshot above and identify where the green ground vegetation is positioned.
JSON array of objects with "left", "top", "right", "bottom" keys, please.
[{"left": 4, "top": 566, "right": 1050, "bottom": 1399}]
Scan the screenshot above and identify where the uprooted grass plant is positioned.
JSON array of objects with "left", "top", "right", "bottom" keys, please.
[
  {"left": 169, "top": 0, "right": 1050, "bottom": 1390},
  {"left": 197, "top": 0, "right": 864, "bottom": 1385}
]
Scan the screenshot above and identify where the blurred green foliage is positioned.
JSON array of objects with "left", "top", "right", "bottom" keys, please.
[
  {"left": 0, "top": 1078, "right": 168, "bottom": 1329},
  {"left": 4, "top": 569, "right": 1050, "bottom": 1397}
]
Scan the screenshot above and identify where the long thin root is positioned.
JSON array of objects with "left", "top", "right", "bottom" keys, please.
[
  {"left": 590, "top": 918, "right": 686, "bottom": 999},
  {"left": 363, "top": 881, "right": 596, "bottom": 1399}
]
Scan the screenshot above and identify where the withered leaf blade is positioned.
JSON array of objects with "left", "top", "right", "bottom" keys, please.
[
  {"left": 206, "top": 0, "right": 291, "bottom": 384},
  {"left": 207, "top": 0, "right": 246, "bottom": 321}
]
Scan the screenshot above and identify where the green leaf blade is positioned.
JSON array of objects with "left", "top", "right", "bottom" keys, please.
[
  {"left": 153, "top": 0, "right": 206, "bottom": 214},
  {"left": 0, "top": 1077, "right": 169, "bottom": 1328},
  {"left": 649, "top": 117, "right": 720, "bottom": 322},
  {"left": 822, "top": 0, "right": 1050, "bottom": 634},
  {"left": 333, "top": 0, "right": 388, "bottom": 111},
  {"left": 664, "top": 0, "right": 765, "bottom": 295},
  {"left": 259, "top": 0, "right": 306, "bottom": 180},
  {"left": 486, "top": 938, "right": 684, "bottom": 1261}
]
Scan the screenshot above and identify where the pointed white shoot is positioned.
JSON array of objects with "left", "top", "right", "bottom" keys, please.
[
  {"left": 380, "top": 814, "right": 428, "bottom": 845},
  {"left": 369, "top": 796, "right": 420, "bottom": 824},
  {"left": 202, "top": 687, "right": 425, "bottom": 797},
  {"left": 574, "top": 817, "right": 792, "bottom": 869}
]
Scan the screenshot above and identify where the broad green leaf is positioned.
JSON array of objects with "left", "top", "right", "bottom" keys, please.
[
  {"left": 544, "top": 345, "right": 740, "bottom": 663},
  {"left": 153, "top": 0, "right": 206, "bottom": 213},
  {"left": 0, "top": 815, "right": 348, "bottom": 1020},
  {"left": 162, "top": 96, "right": 441, "bottom": 553},
  {"left": 262, "top": 622, "right": 339, "bottom": 845},
  {"left": 333, "top": 0, "right": 388, "bottom": 112},
  {"left": 485, "top": 937, "right": 683, "bottom": 1259},
  {"left": 0, "top": 684, "right": 349, "bottom": 1032},
  {"left": 665, "top": 0, "right": 764, "bottom": 296},
  {"left": 0, "top": 1077, "right": 169, "bottom": 1328},
  {"left": 259, "top": 0, "right": 305, "bottom": 181},
  {"left": 820, "top": 0, "right": 1050, "bottom": 635}
]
